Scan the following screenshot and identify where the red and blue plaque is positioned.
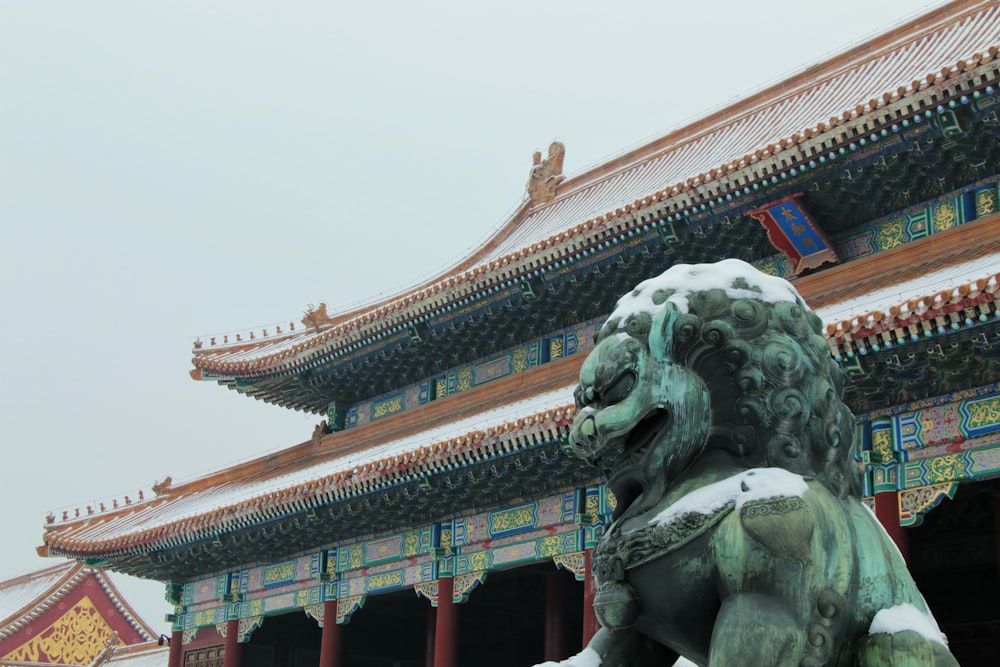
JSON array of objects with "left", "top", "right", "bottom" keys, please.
[{"left": 748, "top": 194, "right": 838, "bottom": 274}]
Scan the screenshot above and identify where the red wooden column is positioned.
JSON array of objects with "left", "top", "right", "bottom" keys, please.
[
  {"left": 544, "top": 571, "right": 570, "bottom": 661},
  {"left": 874, "top": 491, "right": 910, "bottom": 564},
  {"left": 433, "top": 577, "right": 457, "bottom": 667},
  {"left": 222, "top": 619, "right": 242, "bottom": 667},
  {"left": 167, "top": 630, "right": 183, "bottom": 667},
  {"left": 319, "top": 600, "right": 342, "bottom": 667},
  {"left": 582, "top": 549, "right": 599, "bottom": 647}
]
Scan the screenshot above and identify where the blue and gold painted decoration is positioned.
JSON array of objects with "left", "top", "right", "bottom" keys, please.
[
  {"left": 176, "top": 487, "right": 601, "bottom": 630},
  {"left": 749, "top": 193, "right": 838, "bottom": 274},
  {"left": 338, "top": 560, "right": 435, "bottom": 598},
  {"left": 962, "top": 394, "right": 1000, "bottom": 439},
  {"left": 877, "top": 391, "right": 1000, "bottom": 456},
  {"left": 346, "top": 318, "right": 598, "bottom": 427},
  {"left": 262, "top": 560, "right": 297, "bottom": 589},
  {"left": 857, "top": 392, "right": 1000, "bottom": 493},
  {"left": 252, "top": 588, "right": 319, "bottom": 615},
  {"left": 334, "top": 527, "right": 432, "bottom": 572},
  {"left": 454, "top": 493, "right": 576, "bottom": 545},
  {"left": 473, "top": 355, "right": 514, "bottom": 386},
  {"left": 757, "top": 179, "right": 997, "bottom": 280},
  {"left": 370, "top": 392, "right": 406, "bottom": 422},
  {"left": 185, "top": 605, "right": 227, "bottom": 630},
  {"left": 902, "top": 452, "right": 974, "bottom": 488},
  {"left": 975, "top": 182, "right": 998, "bottom": 217},
  {"left": 487, "top": 503, "right": 538, "bottom": 539},
  {"left": 845, "top": 187, "right": 976, "bottom": 251},
  {"left": 244, "top": 554, "right": 319, "bottom": 593},
  {"left": 456, "top": 526, "right": 583, "bottom": 576},
  {"left": 869, "top": 418, "right": 896, "bottom": 464}
]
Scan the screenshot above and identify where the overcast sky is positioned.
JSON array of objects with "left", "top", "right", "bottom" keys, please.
[{"left": 0, "top": 0, "right": 947, "bottom": 635}]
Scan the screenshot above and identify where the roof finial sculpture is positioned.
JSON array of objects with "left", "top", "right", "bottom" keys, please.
[
  {"left": 302, "top": 303, "right": 333, "bottom": 330},
  {"left": 526, "top": 141, "right": 565, "bottom": 205},
  {"left": 152, "top": 476, "right": 172, "bottom": 496}
]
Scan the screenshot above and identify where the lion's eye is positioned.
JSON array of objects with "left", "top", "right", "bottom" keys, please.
[{"left": 600, "top": 370, "right": 637, "bottom": 405}]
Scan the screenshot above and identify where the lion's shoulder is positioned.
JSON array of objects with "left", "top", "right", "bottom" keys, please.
[{"left": 739, "top": 493, "right": 815, "bottom": 563}]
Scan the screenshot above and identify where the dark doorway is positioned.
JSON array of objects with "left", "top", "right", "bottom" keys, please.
[
  {"left": 458, "top": 564, "right": 583, "bottom": 667},
  {"left": 243, "top": 610, "right": 322, "bottom": 667},
  {"left": 341, "top": 589, "right": 428, "bottom": 667},
  {"left": 909, "top": 478, "right": 1000, "bottom": 666}
]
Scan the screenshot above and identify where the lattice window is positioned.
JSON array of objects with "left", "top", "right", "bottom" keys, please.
[{"left": 183, "top": 645, "right": 224, "bottom": 667}]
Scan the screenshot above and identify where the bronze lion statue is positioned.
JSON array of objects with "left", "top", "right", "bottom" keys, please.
[{"left": 539, "top": 260, "right": 958, "bottom": 666}]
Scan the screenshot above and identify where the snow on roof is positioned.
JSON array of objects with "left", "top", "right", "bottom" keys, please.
[
  {"left": 93, "top": 643, "right": 169, "bottom": 667},
  {"left": 55, "top": 384, "right": 577, "bottom": 546},
  {"left": 476, "top": 2, "right": 1000, "bottom": 267},
  {"left": 0, "top": 562, "right": 76, "bottom": 632},
  {"left": 814, "top": 252, "right": 1000, "bottom": 329},
  {"left": 191, "top": 1, "right": 1000, "bottom": 375}
]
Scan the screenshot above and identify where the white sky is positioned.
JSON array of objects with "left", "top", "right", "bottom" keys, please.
[{"left": 0, "top": 0, "right": 948, "bottom": 635}]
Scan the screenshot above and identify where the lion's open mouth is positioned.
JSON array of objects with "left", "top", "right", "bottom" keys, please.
[{"left": 607, "top": 408, "right": 671, "bottom": 520}]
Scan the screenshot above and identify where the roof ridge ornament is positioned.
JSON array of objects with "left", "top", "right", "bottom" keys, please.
[
  {"left": 526, "top": 141, "right": 565, "bottom": 206},
  {"left": 302, "top": 302, "right": 333, "bottom": 330}
]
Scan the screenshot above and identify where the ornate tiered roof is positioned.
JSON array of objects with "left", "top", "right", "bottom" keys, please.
[
  {"left": 40, "top": 228, "right": 1000, "bottom": 579},
  {"left": 41, "top": 0, "right": 1000, "bottom": 582},
  {"left": 189, "top": 0, "right": 1000, "bottom": 413}
]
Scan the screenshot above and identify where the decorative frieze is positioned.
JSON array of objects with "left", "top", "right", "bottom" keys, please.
[
  {"left": 552, "top": 552, "right": 587, "bottom": 581},
  {"left": 173, "top": 485, "right": 611, "bottom": 632},
  {"left": 860, "top": 391, "right": 1000, "bottom": 497},
  {"left": 899, "top": 482, "right": 959, "bottom": 527}
]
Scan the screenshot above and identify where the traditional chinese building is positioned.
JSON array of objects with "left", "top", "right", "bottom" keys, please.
[
  {"left": 39, "top": 1, "right": 1000, "bottom": 665},
  {"left": 0, "top": 562, "right": 158, "bottom": 667}
]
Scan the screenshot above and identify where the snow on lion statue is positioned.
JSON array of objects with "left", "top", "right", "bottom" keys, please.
[{"left": 537, "top": 260, "right": 958, "bottom": 667}]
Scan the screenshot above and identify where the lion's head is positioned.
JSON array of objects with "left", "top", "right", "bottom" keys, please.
[{"left": 569, "top": 259, "right": 858, "bottom": 520}]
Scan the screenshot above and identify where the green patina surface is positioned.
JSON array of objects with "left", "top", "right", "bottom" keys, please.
[{"left": 549, "top": 260, "right": 959, "bottom": 667}]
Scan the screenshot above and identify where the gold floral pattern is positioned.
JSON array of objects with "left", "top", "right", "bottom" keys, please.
[{"left": 2, "top": 596, "right": 119, "bottom": 664}]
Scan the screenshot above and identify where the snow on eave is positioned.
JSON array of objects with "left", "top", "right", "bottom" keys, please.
[
  {"left": 0, "top": 561, "right": 83, "bottom": 640},
  {"left": 44, "top": 385, "right": 579, "bottom": 557},
  {"left": 91, "top": 642, "right": 170, "bottom": 667},
  {"left": 816, "top": 254, "right": 1000, "bottom": 341}
]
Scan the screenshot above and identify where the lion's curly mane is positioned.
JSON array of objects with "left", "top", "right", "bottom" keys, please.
[{"left": 596, "top": 261, "right": 859, "bottom": 499}]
